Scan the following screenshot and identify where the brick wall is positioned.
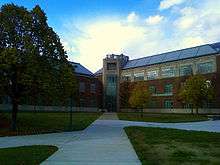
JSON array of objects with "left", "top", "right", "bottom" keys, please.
[
  {"left": 76, "top": 75, "right": 103, "bottom": 108},
  {"left": 119, "top": 72, "right": 220, "bottom": 109}
]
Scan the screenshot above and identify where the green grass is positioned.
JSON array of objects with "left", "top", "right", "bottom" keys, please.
[
  {"left": 0, "top": 145, "right": 58, "bottom": 165},
  {"left": 118, "top": 112, "right": 208, "bottom": 123},
  {"left": 125, "top": 127, "right": 220, "bottom": 165},
  {"left": 0, "top": 112, "right": 102, "bottom": 136}
]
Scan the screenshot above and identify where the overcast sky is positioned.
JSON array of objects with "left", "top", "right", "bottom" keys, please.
[{"left": 1, "top": 0, "right": 220, "bottom": 72}]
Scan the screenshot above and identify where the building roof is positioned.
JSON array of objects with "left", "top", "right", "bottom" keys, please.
[
  {"left": 94, "top": 42, "right": 220, "bottom": 74},
  {"left": 123, "top": 42, "right": 220, "bottom": 69},
  {"left": 70, "top": 62, "right": 94, "bottom": 76},
  {"left": 94, "top": 68, "right": 103, "bottom": 75}
]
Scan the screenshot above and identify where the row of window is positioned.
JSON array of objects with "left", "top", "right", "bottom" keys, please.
[
  {"left": 79, "top": 82, "right": 96, "bottom": 93},
  {"left": 149, "top": 84, "right": 173, "bottom": 94},
  {"left": 122, "top": 61, "right": 214, "bottom": 81}
]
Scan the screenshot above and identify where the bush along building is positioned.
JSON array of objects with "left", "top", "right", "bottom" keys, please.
[{"left": 95, "top": 42, "right": 220, "bottom": 112}]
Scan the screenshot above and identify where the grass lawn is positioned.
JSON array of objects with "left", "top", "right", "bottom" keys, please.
[
  {"left": 0, "top": 145, "right": 58, "bottom": 165},
  {"left": 0, "top": 112, "right": 102, "bottom": 136},
  {"left": 118, "top": 112, "right": 208, "bottom": 123},
  {"left": 125, "top": 127, "right": 220, "bottom": 165}
]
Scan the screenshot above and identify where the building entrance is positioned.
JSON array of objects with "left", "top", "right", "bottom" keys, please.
[{"left": 105, "top": 75, "right": 117, "bottom": 112}]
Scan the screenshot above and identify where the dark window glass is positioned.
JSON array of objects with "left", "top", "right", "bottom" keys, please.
[
  {"left": 134, "top": 72, "right": 144, "bottom": 81},
  {"left": 149, "top": 85, "right": 156, "bottom": 94},
  {"left": 122, "top": 76, "right": 131, "bottom": 81},
  {"left": 161, "top": 67, "right": 175, "bottom": 77},
  {"left": 106, "top": 75, "right": 117, "bottom": 96},
  {"left": 147, "top": 70, "right": 159, "bottom": 80},
  {"left": 90, "top": 83, "right": 96, "bottom": 93},
  {"left": 107, "top": 63, "right": 116, "bottom": 70},
  {"left": 197, "top": 61, "right": 214, "bottom": 74},
  {"left": 164, "top": 100, "right": 173, "bottom": 108},
  {"left": 180, "top": 65, "right": 193, "bottom": 76},
  {"left": 164, "top": 84, "right": 173, "bottom": 94},
  {"left": 79, "top": 82, "right": 85, "bottom": 92}
]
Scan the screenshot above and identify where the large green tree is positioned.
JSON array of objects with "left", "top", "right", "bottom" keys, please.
[
  {"left": 179, "top": 75, "right": 214, "bottom": 114},
  {"left": 129, "top": 83, "right": 150, "bottom": 117},
  {"left": 0, "top": 4, "right": 77, "bottom": 130}
]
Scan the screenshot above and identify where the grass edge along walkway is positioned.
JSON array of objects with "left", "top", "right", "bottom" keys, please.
[
  {"left": 125, "top": 126, "right": 220, "bottom": 165},
  {"left": 118, "top": 112, "right": 209, "bottom": 123},
  {"left": 0, "top": 145, "right": 58, "bottom": 165},
  {"left": 0, "top": 112, "right": 102, "bottom": 137}
]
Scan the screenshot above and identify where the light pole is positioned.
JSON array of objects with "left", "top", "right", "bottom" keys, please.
[{"left": 69, "top": 95, "right": 73, "bottom": 130}]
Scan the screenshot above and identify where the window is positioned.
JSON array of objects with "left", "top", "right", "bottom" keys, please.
[
  {"left": 147, "top": 70, "right": 159, "bottom": 80},
  {"left": 106, "top": 75, "right": 117, "bottom": 96},
  {"left": 197, "top": 61, "right": 214, "bottom": 74},
  {"left": 134, "top": 72, "right": 144, "bottom": 81},
  {"left": 164, "top": 100, "right": 173, "bottom": 109},
  {"left": 149, "top": 85, "right": 156, "bottom": 94},
  {"left": 180, "top": 65, "right": 193, "bottom": 76},
  {"left": 107, "top": 63, "right": 116, "bottom": 70},
  {"left": 107, "top": 75, "right": 117, "bottom": 83},
  {"left": 79, "top": 82, "right": 85, "bottom": 92},
  {"left": 90, "top": 83, "right": 96, "bottom": 93},
  {"left": 164, "top": 84, "right": 173, "bottom": 94},
  {"left": 161, "top": 67, "right": 175, "bottom": 78},
  {"left": 121, "top": 74, "right": 131, "bottom": 81}
]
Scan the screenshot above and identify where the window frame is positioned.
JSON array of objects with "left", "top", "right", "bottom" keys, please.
[{"left": 161, "top": 66, "right": 176, "bottom": 78}]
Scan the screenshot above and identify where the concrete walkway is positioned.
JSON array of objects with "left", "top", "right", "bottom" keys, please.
[
  {"left": 0, "top": 113, "right": 220, "bottom": 165},
  {"left": 42, "top": 113, "right": 141, "bottom": 165}
]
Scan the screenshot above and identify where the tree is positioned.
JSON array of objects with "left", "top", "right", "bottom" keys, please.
[
  {"left": 129, "top": 83, "right": 150, "bottom": 117},
  {"left": 0, "top": 4, "right": 77, "bottom": 130},
  {"left": 179, "top": 75, "right": 214, "bottom": 114},
  {"left": 119, "top": 81, "right": 132, "bottom": 108}
]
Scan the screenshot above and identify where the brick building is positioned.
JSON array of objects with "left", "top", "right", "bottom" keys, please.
[
  {"left": 0, "top": 61, "right": 103, "bottom": 109},
  {"left": 70, "top": 62, "right": 102, "bottom": 108},
  {"left": 95, "top": 42, "right": 220, "bottom": 112}
]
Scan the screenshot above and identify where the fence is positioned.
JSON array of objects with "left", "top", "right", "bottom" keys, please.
[
  {"left": 0, "top": 104, "right": 99, "bottom": 112},
  {"left": 120, "top": 108, "right": 220, "bottom": 114}
]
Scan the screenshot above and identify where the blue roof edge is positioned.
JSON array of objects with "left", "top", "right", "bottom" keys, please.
[{"left": 69, "top": 61, "right": 94, "bottom": 77}]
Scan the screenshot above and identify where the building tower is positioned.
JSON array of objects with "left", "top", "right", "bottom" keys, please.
[{"left": 102, "top": 54, "right": 129, "bottom": 112}]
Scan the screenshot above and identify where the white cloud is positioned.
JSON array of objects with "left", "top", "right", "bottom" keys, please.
[
  {"left": 127, "top": 11, "right": 139, "bottom": 23},
  {"left": 159, "top": 0, "right": 186, "bottom": 10},
  {"left": 146, "top": 15, "right": 164, "bottom": 25},
  {"left": 66, "top": 21, "right": 162, "bottom": 72},
  {"left": 59, "top": 0, "right": 220, "bottom": 72}
]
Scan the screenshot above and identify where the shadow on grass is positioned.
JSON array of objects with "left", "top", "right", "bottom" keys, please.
[{"left": 0, "top": 145, "right": 58, "bottom": 165}]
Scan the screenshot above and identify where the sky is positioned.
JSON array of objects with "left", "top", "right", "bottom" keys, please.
[{"left": 1, "top": 0, "right": 220, "bottom": 72}]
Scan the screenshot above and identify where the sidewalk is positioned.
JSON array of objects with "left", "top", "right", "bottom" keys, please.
[
  {"left": 1, "top": 113, "right": 219, "bottom": 164},
  {"left": 42, "top": 113, "right": 141, "bottom": 165}
]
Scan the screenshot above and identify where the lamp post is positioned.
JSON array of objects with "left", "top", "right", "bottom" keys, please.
[{"left": 69, "top": 95, "right": 73, "bottom": 130}]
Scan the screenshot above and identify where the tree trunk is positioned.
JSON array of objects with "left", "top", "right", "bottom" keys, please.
[
  {"left": 11, "top": 98, "right": 18, "bottom": 131},
  {"left": 196, "top": 107, "right": 199, "bottom": 115}
]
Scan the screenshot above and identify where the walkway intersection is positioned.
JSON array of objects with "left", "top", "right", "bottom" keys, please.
[{"left": 0, "top": 113, "right": 220, "bottom": 164}]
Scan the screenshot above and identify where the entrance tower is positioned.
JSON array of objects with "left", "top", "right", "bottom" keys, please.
[{"left": 103, "top": 54, "right": 129, "bottom": 112}]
